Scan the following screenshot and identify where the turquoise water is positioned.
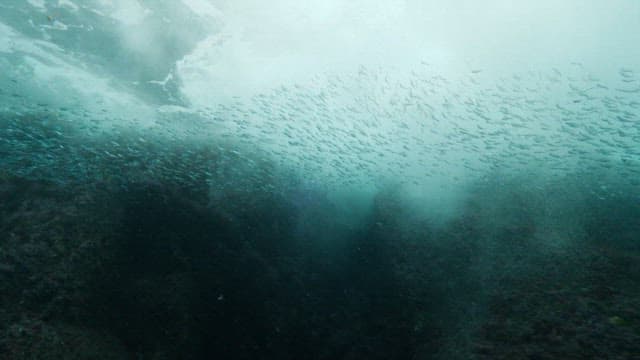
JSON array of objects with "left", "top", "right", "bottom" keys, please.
[{"left": 1, "top": 1, "right": 639, "bottom": 359}]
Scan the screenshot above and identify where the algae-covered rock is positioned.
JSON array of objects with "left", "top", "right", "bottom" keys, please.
[{"left": 1, "top": 319, "right": 128, "bottom": 360}]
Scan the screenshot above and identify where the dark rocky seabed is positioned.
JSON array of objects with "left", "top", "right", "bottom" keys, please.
[{"left": 0, "top": 127, "right": 639, "bottom": 359}]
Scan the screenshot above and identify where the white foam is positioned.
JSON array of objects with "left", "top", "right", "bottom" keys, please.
[
  {"left": 0, "top": 22, "right": 17, "bottom": 53},
  {"left": 57, "top": 0, "right": 79, "bottom": 12},
  {"left": 27, "top": 0, "right": 47, "bottom": 11},
  {"left": 181, "top": 0, "right": 222, "bottom": 20},
  {"left": 110, "top": 0, "right": 150, "bottom": 26},
  {"left": 174, "top": 0, "right": 640, "bottom": 109},
  {"left": 43, "top": 20, "right": 69, "bottom": 31}
]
